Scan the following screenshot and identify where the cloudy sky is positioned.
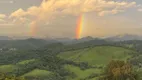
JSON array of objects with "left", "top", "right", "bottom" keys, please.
[{"left": 0, "top": 0, "right": 142, "bottom": 38}]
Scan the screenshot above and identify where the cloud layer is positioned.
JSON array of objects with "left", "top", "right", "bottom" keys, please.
[
  {"left": 0, "top": 14, "right": 6, "bottom": 22},
  {"left": 10, "top": 0, "right": 136, "bottom": 20},
  {"left": 137, "top": 4, "right": 142, "bottom": 12}
]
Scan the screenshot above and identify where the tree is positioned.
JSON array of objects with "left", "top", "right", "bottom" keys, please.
[
  {"left": 0, "top": 73, "right": 26, "bottom": 80},
  {"left": 100, "top": 60, "right": 138, "bottom": 80}
]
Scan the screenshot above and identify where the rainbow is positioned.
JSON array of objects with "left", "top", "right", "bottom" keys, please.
[
  {"left": 76, "top": 15, "right": 84, "bottom": 39},
  {"left": 30, "top": 21, "right": 37, "bottom": 37}
]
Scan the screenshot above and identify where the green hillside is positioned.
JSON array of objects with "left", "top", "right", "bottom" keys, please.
[
  {"left": 65, "top": 65, "right": 101, "bottom": 80},
  {"left": 59, "top": 46, "right": 136, "bottom": 66},
  {"left": 22, "top": 69, "right": 51, "bottom": 79},
  {"left": 0, "top": 64, "right": 16, "bottom": 73},
  {"left": 0, "top": 45, "right": 139, "bottom": 80},
  {"left": 17, "top": 59, "right": 36, "bottom": 65}
]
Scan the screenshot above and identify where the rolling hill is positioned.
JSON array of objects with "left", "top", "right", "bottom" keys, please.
[
  {"left": 58, "top": 46, "right": 136, "bottom": 66},
  {"left": 0, "top": 38, "right": 140, "bottom": 80}
]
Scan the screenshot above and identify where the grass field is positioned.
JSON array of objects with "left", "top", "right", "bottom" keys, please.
[
  {"left": 0, "top": 59, "right": 36, "bottom": 73},
  {"left": 17, "top": 59, "right": 36, "bottom": 65},
  {"left": 22, "top": 69, "right": 51, "bottom": 78},
  {"left": 59, "top": 46, "right": 135, "bottom": 66},
  {"left": 0, "top": 65, "right": 16, "bottom": 73},
  {"left": 64, "top": 65, "right": 102, "bottom": 80}
]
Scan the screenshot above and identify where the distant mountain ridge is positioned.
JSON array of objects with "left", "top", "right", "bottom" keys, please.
[
  {"left": 55, "top": 36, "right": 94, "bottom": 44},
  {"left": 54, "top": 35, "right": 142, "bottom": 43},
  {"left": 105, "top": 34, "right": 142, "bottom": 41},
  {"left": 0, "top": 38, "right": 57, "bottom": 50},
  {"left": 0, "top": 34, "right": 142, "bottom": 50},
  {"left": 0, "top": 36, "right": 12, "bottom": 40}
]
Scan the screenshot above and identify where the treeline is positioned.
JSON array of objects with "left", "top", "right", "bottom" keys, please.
[{"left": 0, "top": 73, "right": 26, "bottom": 80}]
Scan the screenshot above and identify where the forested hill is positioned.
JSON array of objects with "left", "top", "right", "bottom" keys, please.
[{"left": 0, "top": 38, "right": 57, "bottom": 50}]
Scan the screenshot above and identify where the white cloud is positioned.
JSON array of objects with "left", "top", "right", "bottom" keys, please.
[
  {"left": 136, "top": 4, "right": 142, "bottom": 12},
  {"left": 138, "top": 8, "right": 142, "bottom": 12},
  {"left": 98, "top": 9, "right": 124, "bottom": 16},
  {"left": 0, "top": 23, "right": 14, "bottom": 26},
  {"left": 0, "top": 14, "right": 6, "bottom": 19},
  {"left": 0, "top": 14, "right": 15, "bottom": 26},
  {"left": 10, "top": 8, "right": 26, "bottom": 18},
  {"left": 0, "top": 19, "right": 5, "bottom": 22},
  {"left": 0, "top": 14, "right": 6, "bottom": 22},
  {"left": 10, "top": 0, "right": 136, "bottom": 19},
  {"left": 0, "top": 0, "right": 14, "bottom": 4},
  {"left": 9, "top": 1, "right": 14, "bottom": 4}
]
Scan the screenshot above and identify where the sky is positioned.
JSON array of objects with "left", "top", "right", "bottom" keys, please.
[{"left": 0, "top": 0, "right": 142, "bottom": 39}]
